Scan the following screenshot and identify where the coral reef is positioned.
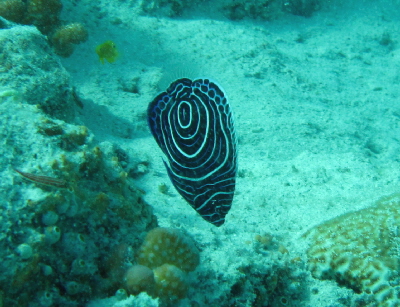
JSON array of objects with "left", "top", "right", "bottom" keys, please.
[
  {"left": 0, "top": 26, "right": 77, "bottom": 121},
  {"left": 0, "top": 0, "right": 26, "bottom": 23},
  {"left": 0, "top": 0, "right": 88, "bottom": 56},
  {"left": 139, "top": 0, "right": 190, "bottom": 17},
  {"left": 220, "top": 0, "right": 282, "bottom": 21},
  {"left": 138, "top": 0, "right": 320, "bottom": 20},
  {"left": 125, "top": 265, "right": 156, "bottom": 296},
  {"left": 137, "top": 227, "right": 200, "bottom": 272},
  {"left": 25, "top": 0, "right": 62, "bottom": 34},
  {"left": 139, "top": 0, "right": 284, "bottom": 19},
  {"left": 121, "top": 227, "right": 307, "bottom": 306},
  {"left": 87, "top": 292, "right": 159, "bottom": 307},
  {"left": 304, "top": 193, "right": 400, "bottom": 306},
  {"left": 0, "top": 25, "right": 158, "bottom": 306},
  {"left": 1, "top": 117, "right": 158, "bottom": 306},
  {"left": 124, "top": 227, "right": 200, "bottom": 305},
  {"left": 51, "top": 23, "right": 89, "bottom": 57},
  {"left": 153, "top": 264, "right": 188, "bottom": 301},
  {"left": 185, "top": 231, "right": 308, "bottom": 306},
  {"left": 0, "top": 0, "right": 62, "bottom": 32}
]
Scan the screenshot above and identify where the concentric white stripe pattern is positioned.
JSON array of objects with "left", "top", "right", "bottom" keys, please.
[{"left": 147, "top": 78, "right": 237, "bottom": 226}]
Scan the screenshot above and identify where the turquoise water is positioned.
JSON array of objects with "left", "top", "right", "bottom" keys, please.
[{"left": 1, "top": 0, "right": 400, "bottom": 306}]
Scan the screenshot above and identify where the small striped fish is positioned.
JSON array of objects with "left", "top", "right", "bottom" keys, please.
[{"left": 147, "top": 78, "right": 237, "bottom": 226}]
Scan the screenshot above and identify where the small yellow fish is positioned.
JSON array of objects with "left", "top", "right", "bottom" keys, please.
[{"left": 95, "top": 40, "right": 119, "bottom": 64}]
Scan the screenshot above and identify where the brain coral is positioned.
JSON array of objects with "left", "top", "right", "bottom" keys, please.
[
  {"left": 51, "top": 23, "right": 88, "bottom": 57},
  {"left": 304, "top": 193, "right": 400, "bottom": 306},
  {"left": 137, "top": 227, "right": 200, "bottom": 272},
  {"left": 153, "top": 263, "right": 188, "bottom": 300}
]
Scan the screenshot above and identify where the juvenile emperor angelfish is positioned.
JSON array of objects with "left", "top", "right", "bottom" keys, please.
[{"left": 147, "top": 78, "right": 237, "bottom": 226}]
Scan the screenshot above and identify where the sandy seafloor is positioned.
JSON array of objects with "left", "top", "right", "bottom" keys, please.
[
  {"left": 64, "top": 0, "right": 400, "bottom": 306},
  {"left": 5, "top": 0, "right": 400, "bottom": 305}
]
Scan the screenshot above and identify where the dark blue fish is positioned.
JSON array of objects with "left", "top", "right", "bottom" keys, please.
[{"left": 147, "top": 78, "right": 237, "bottom": 226}]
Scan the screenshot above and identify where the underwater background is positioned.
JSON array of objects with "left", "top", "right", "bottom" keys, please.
[{"left": 1, "top": 0, "right": 400, "bottom": 306}]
